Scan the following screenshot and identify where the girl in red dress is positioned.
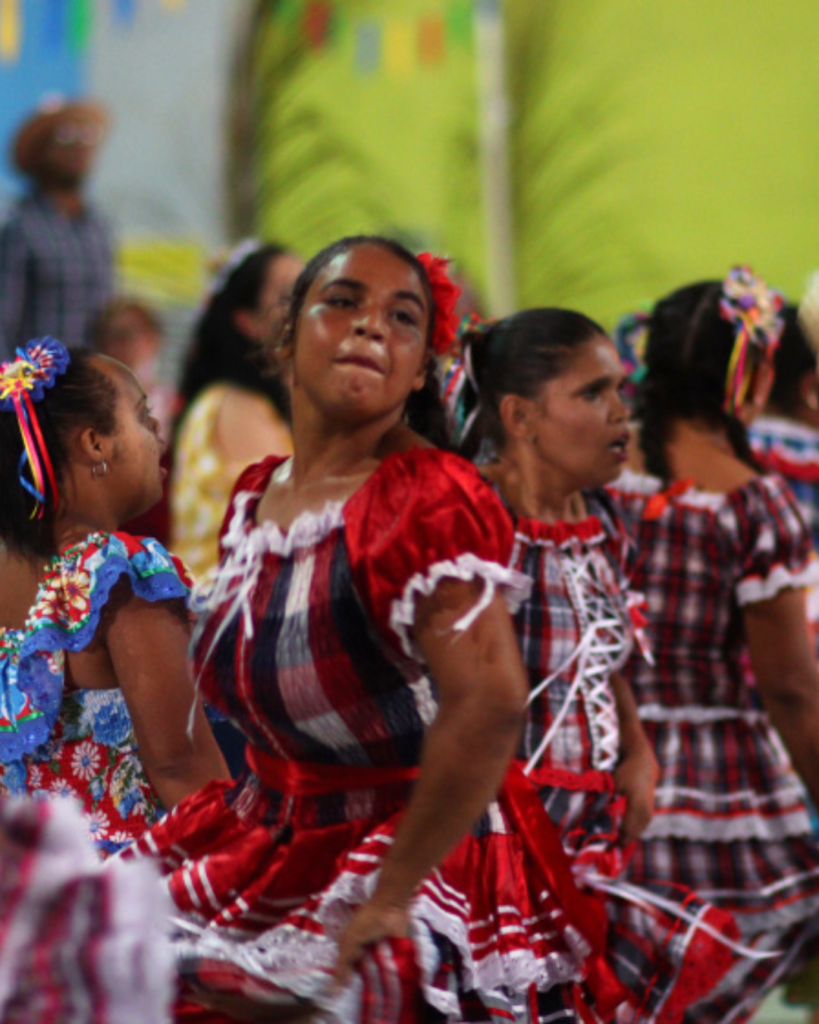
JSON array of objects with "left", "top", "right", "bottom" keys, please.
[{"left": 128, "top": 237, "right": 636, "bottom": 1023}]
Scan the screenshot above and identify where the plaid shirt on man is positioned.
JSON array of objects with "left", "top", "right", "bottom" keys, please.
[{"left": 0, "top": 191, "right": 113, "bottom": 358}]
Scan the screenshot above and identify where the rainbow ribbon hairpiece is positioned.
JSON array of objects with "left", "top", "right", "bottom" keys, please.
[
  {"left": 0, "top": 338, "right": 70, "bottom": 518},
  {"left": 719, "top": 266, "right": 784, "bottom": 415}
]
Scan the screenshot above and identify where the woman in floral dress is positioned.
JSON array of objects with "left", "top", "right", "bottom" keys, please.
[
  {"left": 126, "top": 237, "right": 644, "bottom": 1024},
  {"left": 0, "top": 338, "right": 228, "bottom": 856}
]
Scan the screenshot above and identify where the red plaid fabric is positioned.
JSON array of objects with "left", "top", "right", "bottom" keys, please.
[
  {"left": 0, "top": 796, "right": 172, "bottom": 1023},
  {"left": 130, "top": 450, "right": 623, "bottom": 1023},
  {"left": 510, "top": 491, "right": 738, "bottom": 1022},
  {"left": 611, "top": 470, "right": 819, "bottom": 1021},
  {"left": 511, "top": 490, "right": 639, "bottom": 777}
]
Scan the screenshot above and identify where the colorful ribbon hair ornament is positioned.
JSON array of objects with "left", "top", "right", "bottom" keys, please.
[
  {"left": 719, "top": 266, "right": 784, "bottom": 416},
  {"left": 417, "top": 252, "right": 461, "bottom": 356},
  {"left": 0, "top": 338, "right": 70, "bottom": 518},
  {"left": 613, "top": 308, "right": 651, "bottom": 408}
]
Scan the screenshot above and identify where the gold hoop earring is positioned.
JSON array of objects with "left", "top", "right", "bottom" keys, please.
[{"left": 91, "top": 459, "right": 109, "bottom": 479}]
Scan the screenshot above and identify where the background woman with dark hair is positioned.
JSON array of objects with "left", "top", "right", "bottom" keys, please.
[
  {"left": 750, "top": 304, "right": 819, "bottom": 551},
  {"left": 612, "top": 268, "right": 819, "bottom": 1023},
  {"left": 171, "top": 241, "right": 304, "bottom": 579}
]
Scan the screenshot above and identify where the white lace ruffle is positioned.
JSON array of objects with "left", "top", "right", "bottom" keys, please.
[
  {"left": 170, "top": 849, "right": 588, "bottom": 1022},
  {"left": 645, "top": 803, "right": 813, "bottom": 842},
  {"left": 389, "top": 554, "right": 532, "bottom": 659},
  {"left": 736, "top": 558, "right": 819, "bottom": 606},
  {"left": 638, "top": 704, "right": 769, "bottom": 724},
  {"left": 613, "top": 469, "right": 726, "bottom": 509},
  {"left": 219, "top": 491, "right": 345, "bottom": 562}
]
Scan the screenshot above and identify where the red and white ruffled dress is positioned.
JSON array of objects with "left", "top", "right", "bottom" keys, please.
[
  {"left": 612, "top": 470, "right": 819, "bottom": 1024},
  {"left": 0, "top": 795, "right": 172, "bottom": 1023},
  {"left": 128, "top": 449, "right": 630, "bottom": 1024},
  {"left": 508, "top": 490, "right": 738, "bottom": 1024}
]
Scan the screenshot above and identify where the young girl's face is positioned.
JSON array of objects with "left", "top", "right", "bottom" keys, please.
[
  {"left": 520, "top": 334, "right": 630, "bottom": 491},
  {"left": 94, "top": 357, "right": 165, "bottom": 522},
  {"left": 289, "top": 243, "right": 430, "bottom": 427}
]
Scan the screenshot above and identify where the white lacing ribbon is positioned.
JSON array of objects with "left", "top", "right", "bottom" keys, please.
[
  {"left": 580, "top": 869, "right": 783, "bottom": 961},
  {"left": 185, "top": 529, "right": 270, "bottom": 738},
  {"left": 524, "top": 543, "right": 629, "bottom": 775}
]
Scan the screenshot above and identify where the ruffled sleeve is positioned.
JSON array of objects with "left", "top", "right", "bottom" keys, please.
[
  {"left": 0, "top": 533, "right": 191, "bottom": 763},
  {"left": 22, "top": 531, "right": 192, "bottom": 657},
  {"left": 345, "top": 448, "right": 531, "bottom": 659},
  {"left": 730, "top": 475, "right": 819, "bottom": 606}
]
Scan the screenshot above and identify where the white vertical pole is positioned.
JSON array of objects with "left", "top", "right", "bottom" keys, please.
[{"left": 474, "top": 0, "right": 515, "bottom": 317}]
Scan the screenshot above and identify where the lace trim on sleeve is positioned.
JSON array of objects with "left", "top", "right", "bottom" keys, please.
[
  {"left": 389, "top": 554, "right": 531, "bottom": 660},
  {"left": 735, "top": 558, "right": 819, "bottom": 606}
]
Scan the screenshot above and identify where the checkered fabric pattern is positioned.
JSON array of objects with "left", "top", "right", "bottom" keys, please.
[
  {"left": 751, "top": 415, "right": 819, "bottom": 551},
  {"left": 509, "top": 491, "right": 738, "bottom": 1022},
  {"left": 0, "top": 192, "right": 113, "bottom": 357},
  {"left": 611, "top": 470, "right": 819, "bottom": 1021},
  {"left": 133, "top": 450, "right": 622, "bottom": 1023},
  {"left": 0, "top": 796, "right": 172, "bottom": 1023},
  {"left": 512, "top": 489, "right": 637, "bottom": 777}
]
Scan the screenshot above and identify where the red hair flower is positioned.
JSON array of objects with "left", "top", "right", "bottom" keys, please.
[{"left": 417, "top": 252, "right": 461, "bottom": 356}]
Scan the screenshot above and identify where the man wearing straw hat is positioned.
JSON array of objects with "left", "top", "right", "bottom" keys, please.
[{"left": 0, "top": 96, "right": 114, "bottom": 359}]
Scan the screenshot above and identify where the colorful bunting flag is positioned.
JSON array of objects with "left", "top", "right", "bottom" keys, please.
[
  {"left": 42, "top": 0, "right": 66, "bottom": 52},
  {"left": 447, "top": 0, "right": 473, "bottom": 46},
  {"left": 355, "top": 20, "right": 380, "bottom": 76},
  {"left": 384, "top": 18, "right": 413, "bottom": 77},
  {"left": 303, "top": 0, "right": 332, "bottom": 50},
  {"left": 418, "top": 15, "right": 445, "bottom": 66},
  {"left": 0, "top": 0, "right": 21, "bottom": 63},
  {"left": 112, "top": 0, "right": 138, "bottom": 28},
  {"left": 69, "top": 0, "right": 94, "bottom": 53}
]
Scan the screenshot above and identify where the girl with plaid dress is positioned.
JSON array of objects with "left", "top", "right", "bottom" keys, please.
[
  {"left": 448, "top": 309, "right": 739, "bottom": 1023},
  {"left": 125, "top": 237, "right": 639, "bottom": 1024},
  {"left": 611, "top": 269, "right": 819, "bottom": 1024}
]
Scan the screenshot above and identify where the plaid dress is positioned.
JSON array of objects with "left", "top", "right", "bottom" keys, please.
[
  {"left": 510, "top": 491, "right": 738, "bottom": 1024},
  {"left": 0, "top": 795, "right": 172, "bottom": 1023},
  {"left": 128, "top": 449, "right": 635, "bottom": 1024},
  {"left": 611, "top": 469, "right": 819, "bottom": 1024},
  {"left": 0, "top": 533, "right": 191, "bottom": 857}
]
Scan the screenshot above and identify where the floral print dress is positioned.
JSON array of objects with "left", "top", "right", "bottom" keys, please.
[{"left": 0, "top": 532, "right": 192, "bottom": 857}]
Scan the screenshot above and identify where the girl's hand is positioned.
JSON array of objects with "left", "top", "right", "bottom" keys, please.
[
  {"left": 333, "top": 900, "right": 410, "bottom": 989},
  {"left": 614, "top": 743, "right": 658, "bottom": 846}
]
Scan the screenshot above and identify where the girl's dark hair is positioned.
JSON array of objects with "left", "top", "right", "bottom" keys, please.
[
  {"left": 634, "top": 281, "right": 761, "bottom": 480},
  {"left": 178, "top": 243, "right": 294, "bottom": 422},
  {"left": 282, "top": 234, "right": 450, "bottom": 448},
  {"left": 0, "top": 350, "right": 117, "bottom": 559},
  {"left": 456, "top": 308, "right": 606, "bottom": 459},
  {"left": 768, "top": 304, "right": 814, "bottom": 415}
]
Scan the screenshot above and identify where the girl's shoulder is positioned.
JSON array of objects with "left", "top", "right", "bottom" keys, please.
[{"left": 23, "top": 531, "right": 191, "bottom": 657}]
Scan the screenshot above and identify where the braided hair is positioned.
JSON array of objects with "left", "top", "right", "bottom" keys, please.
[
  {"left": 454, "top": 309, "right": 607, "bottom": 459},
  {"left": 634, "top": 282, "right": 761, "bottom": 481},
  {"left": 767, "top": 305, "right": 814, "bottom": 416}
]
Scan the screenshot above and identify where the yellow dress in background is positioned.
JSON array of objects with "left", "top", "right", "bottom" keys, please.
[{"left": 171, "top": 383, "right": 292, "bottom": 581}]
